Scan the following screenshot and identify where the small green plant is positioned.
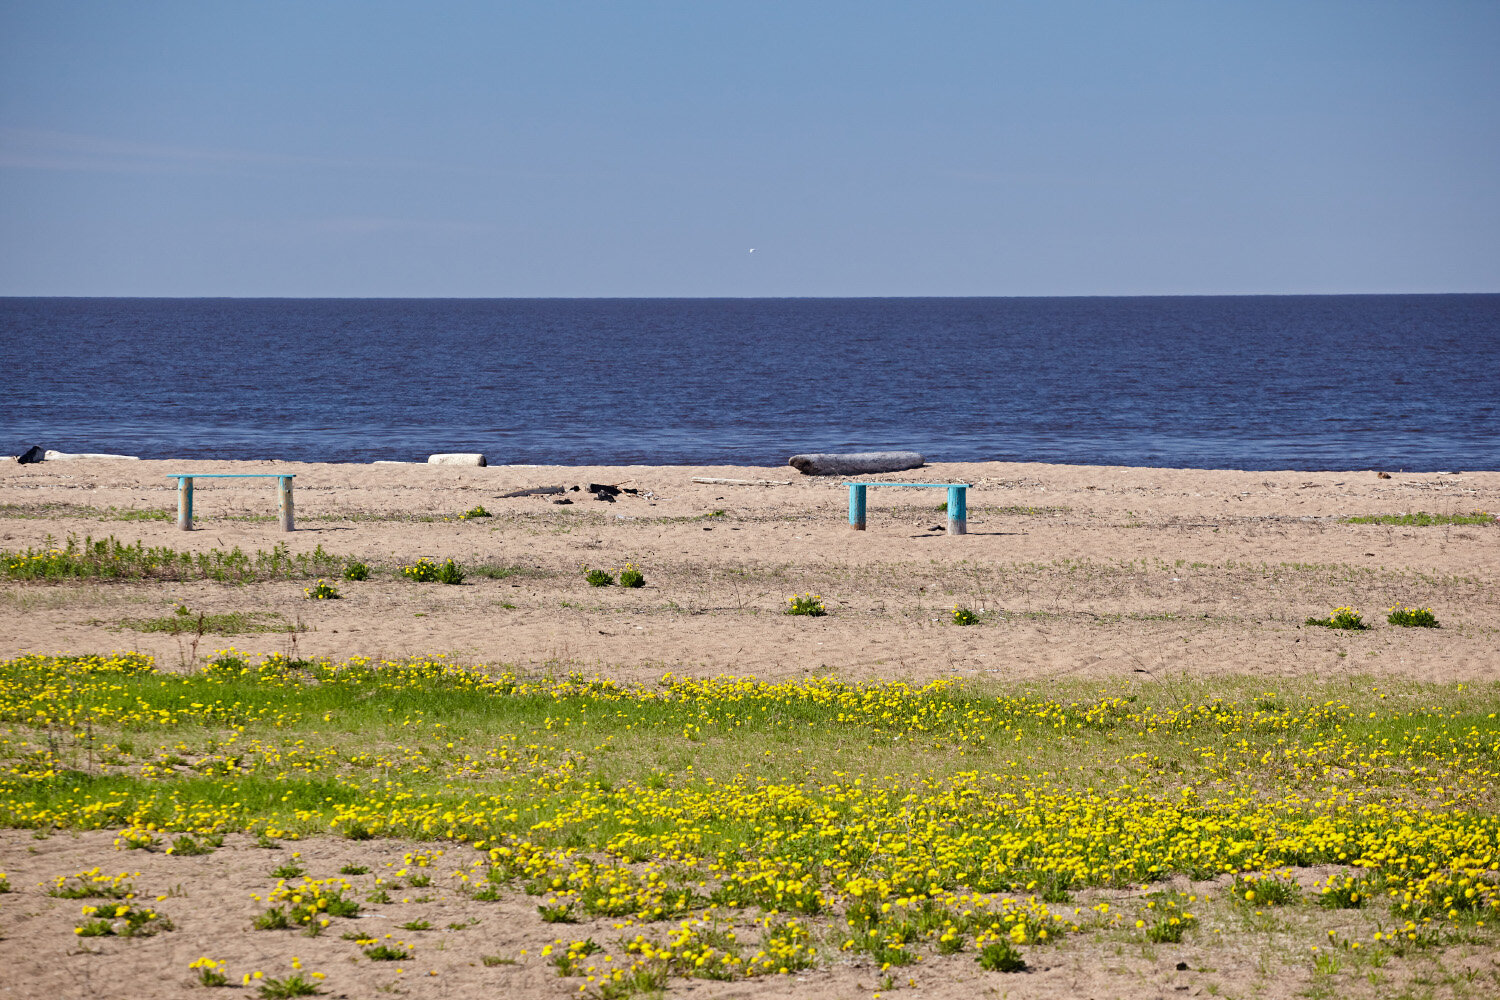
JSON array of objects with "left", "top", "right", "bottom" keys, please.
[
  {"left": 1305, "top": 606, "right": 1367, "bottom": 630},
  {"left": 975, "top": 936, "right": 1025, "bottom": 972},
  {"left": 1232, "top": 872, "right": 1301, "bottom": 907},
  {"left": 49, "top": 870, "right": 135, "bottom": 899},
  {"left": 304, "top": 579, "right": 340, "bottom": 600},
  {"left": 342, "top": 562, "right": 369, "bottom": 581},
  {"left": 338, "top": 864, "right": 368, "bottom": 875},
  {"left": 549, "top": 938, "right": 603, "bottom": 976},
  {"left": 363, "top": 943, "right": 411, "bottom": 962},
  {"left": 398, "top": 918, "right": 431, "bottom": 931},
  {"left": 952, "top": 605, "right": 979, "bottom": 626},
  {"left": 401, "top": 557, "right": 464, "bottom": 584},
  {"left": 617, "top": 563, "right": 646, "bottom": 588},
  {"left": 785, "top": 592, "right": 826, "bottom": 616},
  {"left": 254, "top": 907, "right": 292, "bottom": 930},
  {"left": 0, "top": 872, "right": 10, "bottom": 893},
  {"left": 76, "top": 902, "right": 173, "bottom": 937},
  {"left": 481, "top": 954, "right": 517, "bottom": 967},
  {"left": 255, "top": 832, "right": 281, "bottom": 850},
  {"left": 257, "top": 970, "right": 323, "bottom": 998},
  {"left": 271, "top": 862, "right": 306, "bottom": 879},
  {"left": 458, "top": 505, "right": 491, "bottom": 519},
  {"left": 189, "top": 957, "right": 230, "bottom": 987},
  {"left": 406, "top": 874, "right": 432, "bottom": 888},
  {"left": 167, "top": 833, "right": 222, "bottom": 856},
  {"left": 1140, "top": 891, "right": 1199, "bottom": 942},
  {"left": 1387, "top": 604, "right": 1439, "bottom": 628},
  {"left": 538, "top": 901, "right": 577, "bottom": 923},
  {"left": 584, "top": 567, "right": 615, "bottom": 587},
  {"left": 1316, "top": 872, "right": 1375, "bottom": 909}
]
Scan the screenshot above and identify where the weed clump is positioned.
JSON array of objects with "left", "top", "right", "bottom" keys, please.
[
  {"left": 189, "top": 957, "right": 229, "bottom": 987},
  {"left": 785, "top": 593, "right": 826, "bottom": 616},
  {"left": 975, "top": 935, "right": 1025, "bottom": 972},
  {"left": 168, "top": 833, "right": 222, "bottom": 856},
  {"left": 1232, "top": 872, "right": 1300, "bottom": 907},
  {"left": 76, "top": 901, "right": 173, "bottom": 937},
  {"left": 952, "top": 605, "right": 979, "bottom": 626},
  {"left": 584, "top": 568, "right": 615, "bottom": 587},
  {"left": 458, "top": 505, "right": 492, "bottom": 520},
  {"left": 1387, "top": 604, "right": 1438, "bottom": 628},
  {"left": 304, "top": 579, "right": 340, "bottom": 600},
  {"left": 341, "top": 562, "right": 369, "bottom": 581},
  {"left": 1139, "top": 891, "right": 1198, "bottom": 942},
  {"left": 1316, "top": 872, "right": 1376, "bottom": 909},
  {"left": 1305, "top": 606, "right": 1367, "bottom": 630},
  {"left": 402, "top": 558, "right": 464, "bottom": 584},
  {"left": 618, "top": 563, "right": 646, "bottom": 588}
]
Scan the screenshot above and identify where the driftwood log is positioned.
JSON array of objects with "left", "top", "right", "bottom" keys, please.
[
  {"left": 787, "top": 451, "right": 924, "bottom": 476},
  {"left": 43, "top": 450, "right": 140, "bottom": 461}
]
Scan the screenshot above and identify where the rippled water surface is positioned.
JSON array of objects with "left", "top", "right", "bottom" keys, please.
[{"left": 2, "top": 296, "right": 1496, "bottom": 470}]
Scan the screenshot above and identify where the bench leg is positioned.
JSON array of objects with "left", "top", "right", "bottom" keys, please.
[
  {"left": 848, "top": 484, "right": 867, "bottom": 530},
  {"left": 278, "top": 476, "right": 295, "bottom": 532},
  {"left": 947, "top": 485, "right": 967, "bottom": 535},
  {"left": 177, "top": 477, "right": 193, "bottom": 531}
]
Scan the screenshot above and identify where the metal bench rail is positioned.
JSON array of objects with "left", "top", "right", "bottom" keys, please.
[{"left": 843, "top": 481, "right": 969, "bottom": 535}]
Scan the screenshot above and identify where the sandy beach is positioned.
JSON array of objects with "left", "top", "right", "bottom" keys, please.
[
  {"left": 2, "top": 457, "right": 1498, "bottom": 1000},
  {"left": 2, "top": 458, "right": 1496, "bottom": 684}
]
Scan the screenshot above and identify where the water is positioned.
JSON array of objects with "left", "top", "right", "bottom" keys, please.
[{"left": 2, "top": 295, "right": 1497, "bottom": 471}]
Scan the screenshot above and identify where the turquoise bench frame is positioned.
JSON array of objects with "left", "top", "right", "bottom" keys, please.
[
  {"left": 168, "top": 474, "right": 296, "bottom": 532},
  {"left": 844, "top": 481, "right": 969, "bottom": 535}
]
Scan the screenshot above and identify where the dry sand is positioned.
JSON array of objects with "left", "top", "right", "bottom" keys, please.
[
  {"left": 1, "top": 458, "right": 1496, "bottom": 684},
  {"left": 2, "top": 458, "right": 1498, "bottom": 999}
]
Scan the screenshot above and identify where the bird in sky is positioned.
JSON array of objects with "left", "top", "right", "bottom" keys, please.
[{"left": 747, "top": 248, "right": 755, "bottom": 253}]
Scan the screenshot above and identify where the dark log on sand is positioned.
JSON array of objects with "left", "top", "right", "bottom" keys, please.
[{"left": 787, "top": 451, "right": 925, "bottom": 476}]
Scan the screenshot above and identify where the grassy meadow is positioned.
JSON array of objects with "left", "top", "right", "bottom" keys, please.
[{"left": 2, "top": 650, "right": 1497, "bottom": 997}]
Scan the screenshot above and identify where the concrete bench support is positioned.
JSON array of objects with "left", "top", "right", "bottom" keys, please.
[
  {"left": 844, "top": 481, "right": 970, "bottom": 535},
  {"left": 170, "top": 474, "right": 296, "bottom": 532},
  {"left": 177, "top": 477, "right": 194, "bottom": 530}
]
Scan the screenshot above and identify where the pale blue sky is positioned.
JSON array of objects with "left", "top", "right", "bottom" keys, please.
[{"left": 2, "top": 1, "right": 1496, "bottom": 296}]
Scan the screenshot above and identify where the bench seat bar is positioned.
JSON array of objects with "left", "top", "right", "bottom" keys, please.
[{"left": 844, "top": 482, "right": 968, "bottom": 534}]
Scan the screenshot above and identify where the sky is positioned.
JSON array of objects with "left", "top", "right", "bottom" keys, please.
[{"left": 1, "top": 1, "right": 1497, "bottom": 297}]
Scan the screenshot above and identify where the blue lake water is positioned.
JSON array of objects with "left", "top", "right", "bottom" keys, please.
[{"left": 2, "top": 295, "right": 1497, "bottom": 471}]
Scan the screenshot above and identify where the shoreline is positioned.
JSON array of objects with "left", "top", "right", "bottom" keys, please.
[{"left": 15, "top": 453, "right": 1496, "bottom": 475}]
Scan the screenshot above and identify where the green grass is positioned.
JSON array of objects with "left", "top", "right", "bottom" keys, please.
[
  {"left": 0, "top": 503, "right": 174, "bottom": 522},
  {"left": 110, "top": 608, "right": 299, "bottom": 636},
  {"left": 468, "top": 563, "right": 532, "bottom": 580},
  {"left": 1341, "top": 512, "right": 1495, "bottom": 526},
  {"left": 3, "top": 535, "right": 344, "bottom": 583},
  {"left": 4, "top": 652, "right": 1498, "bottom": 991}
]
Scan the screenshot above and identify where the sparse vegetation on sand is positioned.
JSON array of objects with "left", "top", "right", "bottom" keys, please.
[
  {"left": 3, "top": 535, "right": 342, "bottom": 584},
  {"left": 1, "top": 652, "right": 1496, "bottom": 995},
  {"left": 108, "top": 605, "right": 299, "bottom": 636},
  {"left": 1341, "top": 511, "right": 1495, "bottom": 526}
]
